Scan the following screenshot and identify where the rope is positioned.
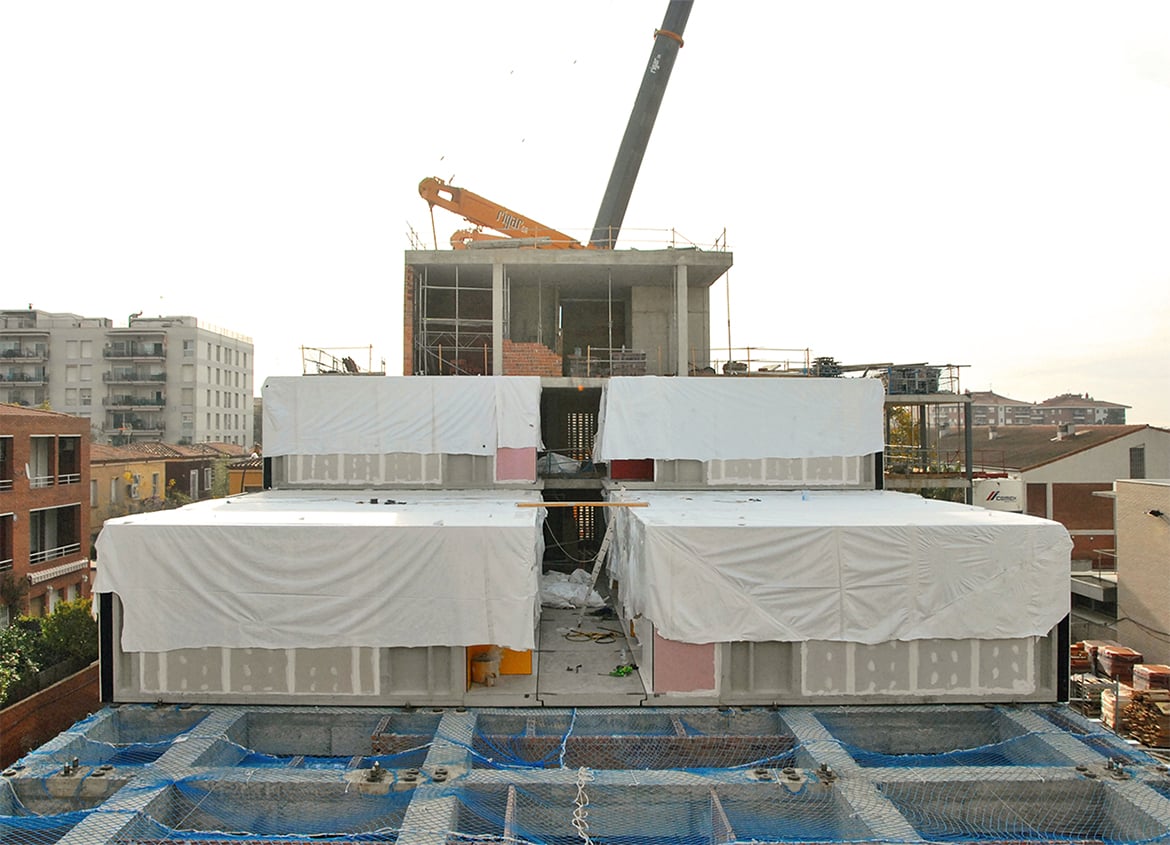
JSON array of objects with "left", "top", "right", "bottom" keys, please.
[
  {"left": 563, "top": 627, "right": 621, "bottom": 644},
  {"left": 571, "top": 765, "right": 594, "bottom": 844}
]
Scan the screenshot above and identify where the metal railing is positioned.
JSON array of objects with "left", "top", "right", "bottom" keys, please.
[
  {"left": 57, "top": 472, "right": 81, "bottom": 485},
  {"left": 0, "top": 558, "right": 12, "bottom": 572},
  {"left": 29, "top": 475, "right": 54, "bottom": 489},
  {"left": 29, "top": 542, "right": 81, "bottom": 565},
  {"left": 707, "top": 347, "right": 813, "bottom": 376}
]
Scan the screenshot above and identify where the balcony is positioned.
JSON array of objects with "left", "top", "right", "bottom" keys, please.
[
  {"left": 29, "top": 542, "right": 82, "bottom": 566},
  {"left": 0, "top": 346, "right": 48, "bottom": 361},
  {"left": 104, "top": 343, "right": 166, "bottom": 359},
  {"left": 104, "top": 395, "right": 166, "bottom": 408},
  {"left": 0, "top": 370, "right": 47, "bottom": 384},
  {"left": 104, "top": 370, "right": 167, "bottom": 384}
]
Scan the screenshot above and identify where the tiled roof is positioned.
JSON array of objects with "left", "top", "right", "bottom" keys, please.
[
  {"left": 947, "top": 424, "right": 1154, "bottom": 471},
  {"left": 1039, "top": 393, "right": 1130, "bottom": 409},
  {"left": 968, "top": 391, "right": 1033, "bottom": 406},
  {"left": 0, "top": 403, "right": 82, "bottom": 420}
]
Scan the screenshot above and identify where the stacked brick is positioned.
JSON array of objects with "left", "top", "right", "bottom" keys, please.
[{"left": 502, "top": 340, "right": 563, "bottom": 377}]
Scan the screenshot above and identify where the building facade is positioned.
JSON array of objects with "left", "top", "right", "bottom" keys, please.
[
  {"left": 1114, "top": 478, "right": 1170, "bottom": 665},
  {"left": 0, "top": 310, "right": 253, "bottom": 447},
  {"left": 0, "top": 405, "right": 92, "bottom": 624}
]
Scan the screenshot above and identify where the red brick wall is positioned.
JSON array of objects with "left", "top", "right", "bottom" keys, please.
[
  {"left": 1026, "top": 483, "right": 1048, "bottom": 518},
  {"left": 0, "top": 663, "right": 100, "bottom": 767},
  {"left": 1052, "top": 483, "right": 1115, "bottom": 529},
  {"left": 502, "top": 340, "right": 562, "bottom": 377},
  {"left": 403, "top": 265, "right": 415, "bottom": 376}
]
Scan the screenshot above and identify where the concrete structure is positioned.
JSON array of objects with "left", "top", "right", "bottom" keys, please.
[
  {"left": 403, "top": 248, "right": 733, "bottom": 379},
  {"left": 92, "top": 244, "right": 1072, "bottom": 710},
  {"left": 0, "top": 309, "right": 253, "bottom": 446},
  {"left": 1113, "top": 478, "right": 1170, "bottom": 665},
  {"left": 0, "top": 405, "right": 91, "bottom": 623},
  {"left": 4, "top": 701, "right": 1170, "bottom": 844}
]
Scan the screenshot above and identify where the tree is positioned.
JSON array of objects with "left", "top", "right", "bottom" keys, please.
[
  {"left": 0, "top": 625, "right": 39, "bottom": 705},
  {"left": 211, "top": 457, "right": 231, "bottom": 498},
  {"left": 36, "top": 598, "right": 98, "bottom": 666}
]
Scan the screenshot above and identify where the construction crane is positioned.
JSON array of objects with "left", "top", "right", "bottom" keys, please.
[
  {"left": 418, "top": 177, "right": 586, "bottom": 250},
  {"left": 420, "top": 0, "right": 692, "bottom": 251},
  {"left": 591, "top": 0, "right": 692, "bottom": 248}
]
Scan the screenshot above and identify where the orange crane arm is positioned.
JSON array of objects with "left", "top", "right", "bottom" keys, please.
[{"left": 419, "top": 177, "right": 587, "bottom": 249}]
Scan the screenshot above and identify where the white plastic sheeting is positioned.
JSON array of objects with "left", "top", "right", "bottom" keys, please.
[
  {"left": 262, "top": 376, "right": 542, "bottom": 457},
  {"left": 593, "top": 377, "right": 885, "bottom": 461},
  {"left": 94, "top": 490, "right": 545, "bottom": 652},
  {"left": 608, "top": 490, "right": 1071, "bottom": 645}
]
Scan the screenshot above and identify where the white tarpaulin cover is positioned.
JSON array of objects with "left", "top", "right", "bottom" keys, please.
[
  {"left": 262, "top": 376, "right": 542, "bottom": 457},
  {"left": 593, "top": 377, "right": 885, "bottom": 461},
  {"left": 94, "top": 490, "right": 544, "bottom": 652},
  {"left": 608, "top": 490, "right": 1071, "bottom": 644}
]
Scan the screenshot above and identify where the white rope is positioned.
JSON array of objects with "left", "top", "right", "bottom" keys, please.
[{"left": 572, "top": 765, "right": 594, "bottom": 844}]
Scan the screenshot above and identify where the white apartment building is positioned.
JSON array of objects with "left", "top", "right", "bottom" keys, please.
[{"left": 0, "top": 309, "right": 253, "bottom": 446}]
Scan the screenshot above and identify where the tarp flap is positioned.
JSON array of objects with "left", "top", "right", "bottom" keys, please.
[
  {"left": 262, "top": 376, "right": 541, "bottom": 457},
  {"left": 94, "top": 490, "right": 544, "bottom": 652},
  {"left": 593, "top": 377, "right": 885, "bottom": 461},
  {"left": 608, "top": 490, "right": 1071, "bottom": 644}
]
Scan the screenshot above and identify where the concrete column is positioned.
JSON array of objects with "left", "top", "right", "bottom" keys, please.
[
  {"left": 675, "top": 263, "right": 688, "bottom": 376},
  {"left": 492, "top": 262, "right": 504, "bottom": 375}
]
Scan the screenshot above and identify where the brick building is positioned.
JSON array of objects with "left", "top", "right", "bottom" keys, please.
[{"left": 0, "top": 405, "right": 92, "bottom": 624}]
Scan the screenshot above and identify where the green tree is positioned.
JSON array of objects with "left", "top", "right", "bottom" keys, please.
[
  {"left": 37, "top": 598, "right": 99, "bottom": 666},
  {"left": 0, "top": 625, "right": 40, "bottom": 705},
  {"left": 211, "top": 457, "right": 231, "bottom": 498}
]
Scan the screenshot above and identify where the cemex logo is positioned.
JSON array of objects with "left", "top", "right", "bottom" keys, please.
[{"left": 986, "top": 490, "right": 1017, "bottom": 503}]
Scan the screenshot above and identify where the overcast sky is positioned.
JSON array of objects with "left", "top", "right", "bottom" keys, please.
[{"left": 3, "top": 1, "right": 1168, "bottom": 425}]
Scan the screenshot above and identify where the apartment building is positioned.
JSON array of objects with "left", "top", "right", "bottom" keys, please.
[
  {"left": 0, "top": 405, "right": 91, "bottom": 624},
  {"left": 0, "top": 309, "right": 253, "bottom": 446}
]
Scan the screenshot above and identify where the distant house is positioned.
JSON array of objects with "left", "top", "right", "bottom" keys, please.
[
  {"left": 1037, "top": 393, "right": 1128, "bottom": 425},
  {"left": 89, "top": 440, "right": 248, "bottom": 551},
  {"left": 934, "top": 391, "right": 1129, "bottom": 429},
  {"left": 949, "top": 424, "right": 1170, "bottom": 563}
]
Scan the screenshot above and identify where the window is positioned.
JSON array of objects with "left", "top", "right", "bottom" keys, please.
[
  {"left": 190, "top": 469, "right": 199, "bottom": 499},
  {"left": 90, "top": 479, "right": 98, "bottom": 506},
  {"left": 80, "top": 364, "right": 92, "bottom": 382},
  {"left": 183, "top": 339, "right": 195, "bottom": 357},
  {"left": 0, "top": 513, "right": 13, "bottom": 571},
  {"left": 182, "top": 387, "right": 194, "bottom": 406},
  {"left": 0, "top": 436, "right": 12, "bottom": 491},
  {"left": 80, "top": 340, "right": 93, "bottom": 359},
  {"left": 1130, "top": 446, "right": 1146, "bottom": 479},
  {"left": 66, "top": 365, "right": 79, "bottom": 383},
  {"left": 80, "top": 388, "right": 91, "bottom": 407},
  {"left": 58, "top": 436, "right": 81, "bottom": 483},
  {"left": 29, "top": 504, "right": 80, "bottom": 564},
  {"left": 182, "top": 364, "right": 194, "bottom": 383},
  {"left": 29, "top": 436, "right": 54, "bottom": 488},
  {"left": 204, "top": 467, "right": 212, "bottom": 490},
  {"left": 152, "top": 472, "right": 160, "bottom": 498},
  {"left": 216, "top": 345, "right": 221, "bottom": 362},
  {"left": 65, "top": 388, "right": 78, "bottom": 405},
  {"left": 66, "top": 340, "right": 79, "bottom": 358}
]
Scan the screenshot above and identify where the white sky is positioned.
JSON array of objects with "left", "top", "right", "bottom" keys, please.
[{"left": 3, "top": 1, "right": 1168, "bottom": 425}]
